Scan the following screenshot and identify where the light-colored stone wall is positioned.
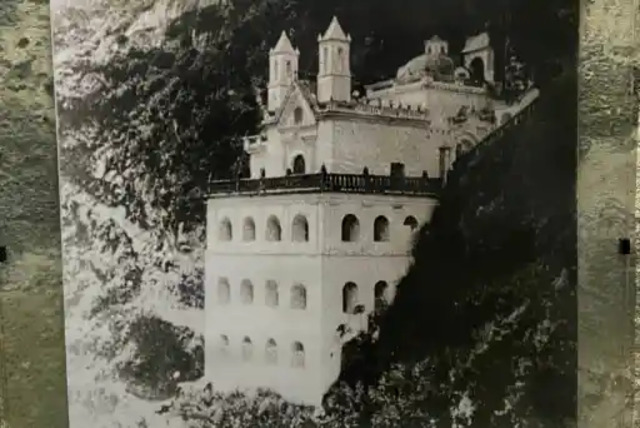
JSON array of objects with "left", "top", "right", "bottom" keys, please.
[
  {"left": 250, "top": 115, "right": 448, "bottom": 179},
  {"left": 205, "top": 193, "right": 437, "bottom": 404},
  {"left": 425, "top": 84, "right": 489, "bottom": 116},
  {"left": 205, "top": 252, "right": 325, "bottom": 405},
  {"left": 367, "top": 81, "right": 490, "bottom": 117},
  {"left": 318, "top": 193, "right": 436, "bottom": 255},
  {"left": 319, "top": 255, "right": 413, "bottom": 389},
  {"left": 206, "top": 195, "right": 322, "bottom": 255},
  {"left": 367, "top": 80, "right": 426, "bottom": 107},
  {"left": 327, "top": 117, "right": 439, "bottom": 176},
  {"left": 249, "top": 81, "right": 542, "bottom": 181},
  {"left": 206, "top": 194, "right": 436, "bottom": 256},
  {"left": 318, "top": 74, "right": 351, "bottom": 104}
]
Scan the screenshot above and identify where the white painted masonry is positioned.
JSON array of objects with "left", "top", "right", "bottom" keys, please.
[{"left": 205, "top": 16, "right": 538, "bottom": 406}]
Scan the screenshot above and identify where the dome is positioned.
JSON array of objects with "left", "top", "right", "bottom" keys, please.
[
  {"left": 396, "top": 55, "right": 428, "bottom": 83},
  {"left": 425, "top": 53, "right": 455, "bottom": 79},
  {"left": 396, "top": 50, "right": 456, "bottom": 84}
]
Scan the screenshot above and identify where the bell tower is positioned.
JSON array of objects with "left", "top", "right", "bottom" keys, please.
[
  {"left": 317, "top": 16, "right": 351, "bottom": 104},
  {"left": 268, "top": 31, "right": 300, "bottom": 112}
]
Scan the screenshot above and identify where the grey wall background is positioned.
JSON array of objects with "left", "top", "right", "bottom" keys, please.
[
  {"left": 0, "top": 0, "right": 69, "bottom": 427},
  {"left": 577, "top": 0, "right": 640, "bottom": 427}
]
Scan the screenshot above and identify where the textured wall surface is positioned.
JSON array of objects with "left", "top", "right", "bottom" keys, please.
[
  {"left": 0, "top": 0, "right": 68, "bottom": 427},
  {"left": 578, "top": 0, "right": 639, "bottom": 426}
]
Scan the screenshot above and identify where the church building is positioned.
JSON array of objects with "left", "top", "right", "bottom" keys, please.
[{"left": 203, "top": 16, "right": 539, "bottom": 406}]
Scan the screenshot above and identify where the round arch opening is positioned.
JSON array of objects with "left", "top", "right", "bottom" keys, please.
[
  {"left": 292, "top": 154, "right": 306, "bottom": 175},
  {"left": 469, "top": 57, "right": 485, "bottom": 83}
]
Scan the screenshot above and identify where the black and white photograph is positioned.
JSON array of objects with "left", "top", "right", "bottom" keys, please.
[{"left": 50, "top": 0, "right": 578, "bottom": 426}]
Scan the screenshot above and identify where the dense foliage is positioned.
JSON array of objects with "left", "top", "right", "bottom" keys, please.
[{"left": 54, "top": 0, "right": 578, "bottom": 426}]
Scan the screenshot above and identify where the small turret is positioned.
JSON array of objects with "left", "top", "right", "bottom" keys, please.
[
  {"left": 317, "top": 17, "right": 352, "bottom": 104},
  {"left": 424, "top": 35, "right": 449, "bottom": 56},
  {"left": 268, "top": 31, "right": 300, "bottom": 111}
]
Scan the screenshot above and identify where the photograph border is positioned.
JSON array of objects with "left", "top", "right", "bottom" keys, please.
[
  {"left": 0, "top": 0, "right": 639, "bottom": 426},
  {"left": 577, "top": 0, "right": 640, "bottom": 426}
]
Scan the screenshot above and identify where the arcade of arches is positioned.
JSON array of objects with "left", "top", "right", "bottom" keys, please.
[
  {"left": 218, "top": 335, "right": 306, "bottom": 368},
  {"left": 218, "top": 213, "right": 420, "bottom": 244}
]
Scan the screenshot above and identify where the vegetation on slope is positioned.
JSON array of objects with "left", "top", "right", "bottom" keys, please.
[{"left": 343, "top": 67, "right": 576, "bottom": 425}]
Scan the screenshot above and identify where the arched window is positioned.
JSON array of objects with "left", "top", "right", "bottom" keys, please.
[
  {"left": 403, "top": 216, "right": 419, "bottom": 231},
  {"left": 469, "top": 57, "right": 485, "bottom": 83},
  {"left": 292, "top": 214, "right": 309, "bottom": 242},
  {"left": 219, "top": 218, "right": 232, "bottom": 241},
  {"left": 265, "top": 339, "right": 278, "bottom": 365},
  {"left": 323, "top": 47, "right": 328, "bottom": 73},
  {"left": 373, "top": 216, "right": 390, "bottom": 242},
  {"left": 292, "top": 342, "right": 305, "bottom": 368},
  {"left": 266, "top": 215, "right": 282, "bottom": 241},
  {"left": 265, "top": 280, "right": 279, "bottom": 307},
  {"left": 342, "top": 282, "right": 358, "bottom": 314},
  {"left": 291, "top": 284, "right": 307, "bottom": 310},
  {"left": 286, "top": 60, "right": 292, "bottom": 77},
  {"left": 292, "top": 154, "right": 306, "bottom": 174},
  {"left": 240, "top": 279, "right": 254, "bottom": 304},
  {"left": 274, "top": 61, "right": 279, "bottom": 80},
  {"left": 242, "top": 337, "right": 253, "bottom": 362},
  {"left": 293, "top": 107, "right": 304, "bottom": 125},
  {"left": 374, "top": 281, "right": 389, "bottom": 311},
  {"left": 217, "top": 278, "right": 230, "bottom": 304},
  {"left": 341, "top": 214, "right": 360, "bottom": 242},
  {"left": 243, "top": 217, "right": 256, "bottom": 241},
  {"left": 219, "top": 335, "right": 230, "bottom": 356},
  {"left": 337, "top": 47, "right": 344, "bottom": 72}
]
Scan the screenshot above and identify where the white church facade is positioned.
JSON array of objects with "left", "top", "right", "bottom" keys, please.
[{"left": 203, "top": 17, "right": 539, "bottom": 406}]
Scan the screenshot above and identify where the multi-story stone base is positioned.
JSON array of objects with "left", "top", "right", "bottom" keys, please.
[
  {"left": 202, "top": 15, "right": 539, "bottom": 406},
  {"left": 205, "top": 182, "right": 438, "bottom": 405}
]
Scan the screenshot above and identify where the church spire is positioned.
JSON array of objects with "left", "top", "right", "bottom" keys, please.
[
  {"left": 317, "top": 17, "right": 351, "bottom": 103},
  {"left": 319, "top": 16, "right": 350, "bottom": 42},
  {"left": 272, "top": 30, "right": 296, "bottom": 54},
  {"left": 268, "top": 30, "right": 300, "bottom": 112}
]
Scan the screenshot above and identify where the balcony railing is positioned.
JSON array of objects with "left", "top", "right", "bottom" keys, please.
[{"left": 208, "top": 171, "right": 442, "bottom": 198}]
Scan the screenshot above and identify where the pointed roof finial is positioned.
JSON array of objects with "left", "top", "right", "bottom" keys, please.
[
  {"left": 273, "top": 30, "right": 295, "bottom": 54},
  {"left": 321, "top": 16, "right": 349, "bottom": 41}
]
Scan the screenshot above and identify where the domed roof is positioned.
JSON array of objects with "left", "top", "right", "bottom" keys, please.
[
  {"left": 396, "top": 55, "right": 428, "bottom": 82},
  {"left": 396, "top": 51, "right": 456, "bottom": 83},
  {"left": 425, "top": 53, "right": 455, "bottom": 78}
]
